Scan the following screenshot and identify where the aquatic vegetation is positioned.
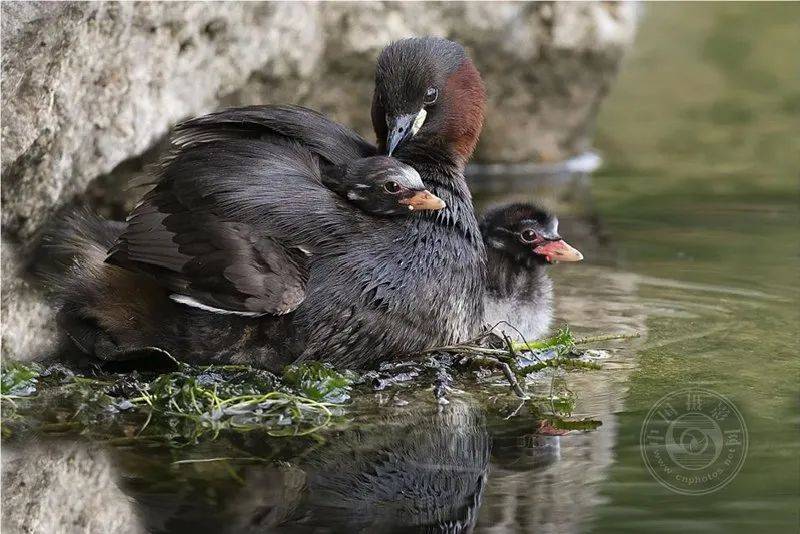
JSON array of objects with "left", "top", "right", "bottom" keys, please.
[
  {"left": 0, "top": 328, "right": 635, "bottom": 444},
  {"left": 0, "top": 362, "right": 349, "bottom": 443},
  {"left": 0, "top": 361, "right": 45, "bottom": 439},
  {"left": 510, "top": 326, "right": 577, "bottom": 353},
  {"left": 421, "top": 326, "right": 639, "bottom": 397},
  {"left": 1, "top": 361, "right": 41, "bottom": 397},
  {"left": 283, "top": 362, "right": 357, "bottom": 403}
]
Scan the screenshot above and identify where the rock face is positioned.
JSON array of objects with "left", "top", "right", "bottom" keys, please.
[
  {"left": 2, "top": 1, "right": 321, "bottom": 240},
  {"left": 1, "top": 1, "right": 637, "bottom": 360},
  {"left": 2, "top": 441, "right": 145, "bottom": 534},
  {"left": 229, "top": 2, "right": 640, "bottom": 164}
]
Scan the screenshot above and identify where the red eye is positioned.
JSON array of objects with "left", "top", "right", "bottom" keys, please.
[
  {"left": 520, "top": 229, "right": 537, "bottom": 243},
  {"left": 424, "top": 87, "right": 438, "bottom": 105},
  {"left": 384, "top": 181, "right": 401, "bottom": 194}
]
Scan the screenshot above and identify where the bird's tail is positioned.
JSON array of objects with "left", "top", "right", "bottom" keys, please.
[
  {"left": 37, "top": 208, "right": 125, "bottom": 286},
  {"left": 37, "top": 209, "right": 169, "bottom": 357}
]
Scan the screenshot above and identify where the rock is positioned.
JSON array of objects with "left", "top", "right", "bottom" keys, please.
[
  {"left": 454, "top": 2, "right": 640, "bottom": 163},
  {"left": 1, "top": 441, "right": 145, "bottom": 534},
  {"left": 0, "top": 1, "right": 637, "bottom": 361},
  {"left": 1, "top": 235, "right": 58, "bottom": 360},
  {"left": 1, "top": 1, "right": 321, "bottom": 240},
  {"left": 230, "top": 2, "right": 640, "bottom": 164}
]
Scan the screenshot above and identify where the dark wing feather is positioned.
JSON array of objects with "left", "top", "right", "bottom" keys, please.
[
  {"left": 170, "top": 216, "right": 308, "bottom": 315},
  {"left": 153, "top": 138, "right": 361, "bottom": 244},
  {"left": 172, "top": 105, "right": 377, "bottom": 166},
  {"left": 108, "top": 138, "right": 368, "bottom": 315},
  {"left": 109, "top": 108, "right": 373, "bottom": 314},
  {"left": 108, "top": 185, "right": 308, "bottom": 315}
]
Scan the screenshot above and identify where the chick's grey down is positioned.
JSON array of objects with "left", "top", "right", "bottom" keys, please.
[{"left": 480, "top": 203, "right": 583, "bottom": 341}]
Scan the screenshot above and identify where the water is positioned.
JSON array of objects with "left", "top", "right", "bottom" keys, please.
[
  {"left": 557, "top": 5, "right": 799, "bottom": 531},
  {"left": 4, "top": 4, "right": 798, "bottom": 533}
]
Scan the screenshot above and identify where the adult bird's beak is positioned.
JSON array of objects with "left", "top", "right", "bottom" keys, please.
[
  {"left": 387, "top": 113, "right": 417, "bottom": 155},
  {"left": 533, "top": 240, "right": 584, "bottom": 263},
  {"left": 399, "top": 190, "right": 446, "bottom": 211}
]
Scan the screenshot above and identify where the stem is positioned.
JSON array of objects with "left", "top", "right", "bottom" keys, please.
[
  {"left": 509, "top": 340, "right": 558, "bottom": 352},
  {"left": 500, "top": 362, "right": 528, "bottom": 399},
  {"left": 419, "top": 345, "right": 508, "bottom": 356},
  {"left": 573, "top": 332, "right": 640, "bottom": 345},
  {"left": 469, "top": 356, "right": 529, "bottom": 399}
]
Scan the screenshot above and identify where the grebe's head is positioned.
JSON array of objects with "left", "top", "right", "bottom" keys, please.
[
  {"left": 324, "top": 156, "right": 445, "bottom": 216},
  {"left": 372, "top": 37, "right": 486, "bottom": 165},
  {"left": 481, "top": 203, "right": 583, "bottom": 267}
]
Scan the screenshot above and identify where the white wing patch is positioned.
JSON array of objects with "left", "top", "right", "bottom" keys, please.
[{"left": 170, "top": 294, "right": 265, "bottom": 317}]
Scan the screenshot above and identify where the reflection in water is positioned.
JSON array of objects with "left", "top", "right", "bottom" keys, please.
[
  {"left": 123, "top": 399, "right": 490, "bottom": 533},
  {"left": 2, "top": 440, "right": 145, "bottom": 534},
  {"left": 275, "top": 401, "right": 489, "bottom": 533},
  {"left": 477, "top": 263, "right": 648, "bottom": 534}
]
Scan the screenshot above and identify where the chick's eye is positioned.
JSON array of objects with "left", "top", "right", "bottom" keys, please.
[
  {"left": 520, "top": 229, "right": 537, "bottom": 243},
  {"left": 384, "top": 181, "right": 401, "bottom": 194},
  {"left": 424, "top": 87, "right": 438, "bottom": 105}
]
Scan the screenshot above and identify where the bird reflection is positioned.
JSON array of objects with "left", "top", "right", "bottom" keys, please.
[
  {"left": 227, "top": 399, "right": 490, "bottom": 533},
  {"left": 18, "top": 397, "right": 584, "bottom": 533}
]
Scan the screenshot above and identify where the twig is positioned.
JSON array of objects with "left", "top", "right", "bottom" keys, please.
[
  {"left": 494, "top": 321, "right": 548, "bottom": 363},
  {"left": 573, "top": 332, "right": 640, "bottom": 345},
  {"left": 469, "top": 356, "right": 528, "bottom": 399},
  {"left": 499, "top": 361, "right": 528, "bottom": 399},
  {"left": 501, "top": 332, "right": 517, "bottom": 359},
  {"left": 504, "top": 400, "right": 526, "bottom": 420},
  {"left": 419, "top": 345, "right": 509, "bottom": 356}
]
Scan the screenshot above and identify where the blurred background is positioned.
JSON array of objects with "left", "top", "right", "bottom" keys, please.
[{"left": 2, "top": 2, "right": 798, "bottom": 533}]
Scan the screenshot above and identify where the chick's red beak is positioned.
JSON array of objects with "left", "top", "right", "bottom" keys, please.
[
  {"left": 398, "top": 190, "right": 446, "bottom": 211},
  {"left": 533, "top": 239, "right": 583, "bottom": 263}
]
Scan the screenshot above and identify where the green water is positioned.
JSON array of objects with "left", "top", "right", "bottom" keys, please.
[
  {"left": 582, "top": 4, "right": 799, "bottom": 532},
  {"left": 4, "top": 3, "right": 798, "bottom": 533}
]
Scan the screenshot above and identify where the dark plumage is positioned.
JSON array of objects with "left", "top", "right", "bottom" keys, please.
[
  {"left": 172, "top": 104, "right": 376, "bottom": 166},
  {"left": 38, "top": 210, "right": 183, "bottom": 363},
  {"left": 480, "top": 203, "right": 583, "bottom": 341},
  {"left": 373, "top": 38, "right": 486, "bottom": 164},
  {"left": 46, "top": 37, "right": 488, "bottom": 369},
  {"left": 107, "top": 146, "right": 444, "bottom": 317},
  {"left": 291, "top": 37, "right": 488, "bottom": 367}
]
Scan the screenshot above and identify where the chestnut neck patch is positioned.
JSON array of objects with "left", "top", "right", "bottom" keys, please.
[{"left": 443, "top": 59, "right": 486, "bottom": 164}]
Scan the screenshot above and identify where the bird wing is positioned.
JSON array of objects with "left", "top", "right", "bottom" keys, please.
[
  {"left": 108, "top": 184, "right": 309, "bottom": 316},
  {"left": 107, "top": 139, "right": 354, "bottom": 315},
  {"left": 171, "top": 105, "right": 378, "bottom": 166}
]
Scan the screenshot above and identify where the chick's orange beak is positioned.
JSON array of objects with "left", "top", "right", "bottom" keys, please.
[
  {"left": 533, "top": 240, "right": 583, "bottom": 263},
  {"left": 399, "top": 190, "right": 446, "bottom": 211}
]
